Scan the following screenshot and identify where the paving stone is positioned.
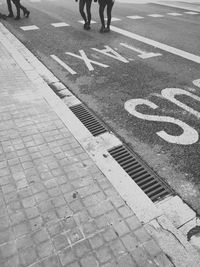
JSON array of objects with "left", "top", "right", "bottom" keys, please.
[
  {"left": 0, "top": 241, "right": 17, "bottom": 259},
  {"left": 143, "top": 239, "right": 162, "bottom": 257},
  {"left": 13, "top": 222, "right": 30, "bottom": 238},
  {"left": 52, "top": 233, "right": 69, "bottom": 251},
  {"left": 41, "top": 254, "right": 62, "bottom": 267},
  {"left": 58, "top": 247, "right": 76, "bottom": 266},
  {"left": 37, "top": 240, "right": 54, "bottom": 259},
  {"left": 47, "top": 221, "right": 64, "bottom": 237},
  {"left": 117, "top": 253, "right": 137, "bottom": 267},
  {"left": 134, "top": 227, "right": 151, "bottom": 243},
  {"left": 154, "top": 252, "right": 174, "bottom": 267},
  {"left": 82, "top": 220, "right": 98, "bottom": 237},
  {"left": 102, "top": 228, "right": 118, "bottom": 242},
  {"left": 118, "top": 206, "right": 133, "bottom": 218},
  {"left": 95, "top": 245, "right": 113, "bottom": 263},
  {"left": 74, "top": 240, "right": 91, "bottom": 258},
  {"left": 80, "top": 254, "right": 99, "bottom": 267},
  {"left": 131, "top": 246, "right": 156, "bottom": 266},
  {"left": 20, "top": 246, "right": 38, "bottom": 266},
  {"left": 121, "top": 233, "right": 139, "bottom": 251},
  {"left": 126, "top": 215, "right": 142, "bottom": 231},
  {"left": 109, "top": 239, "right": 126, "bottom": 256},
  {"left": 67, "top": 227, "right": 84, "bottom": 244},
  {"left": 89, "top": 233, "right": 104, "bottom": 249}
]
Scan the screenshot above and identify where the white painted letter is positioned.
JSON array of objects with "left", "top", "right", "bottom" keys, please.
[
  {"left": 92, "top": 46, "right": 129, "bottom": 63},
  {"left": 193, "top": 79, "right": 200, "bottom": 88},
  {"left": 162, "top": 88, "right": 200, "bottom": 119},
  {"left": 65, "top": 50, "right": 109, "bottom": 71},
  {"left": 124, "top": 99, "right": 198, "bottom": 145},
  {"left": 50, "top": 55, "right": 77, "bottom": 75}
]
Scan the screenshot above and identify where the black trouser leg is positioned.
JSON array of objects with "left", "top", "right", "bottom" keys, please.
[
  {"left": 86, "top": 0, "right": 92, "bottom": 25},
  {"left": 12, "top": 0, "right": 20, "bottom": 17},
  {"left": 7, "top": 0, "right": 13, "bottom": 15},
  {"left": 106, "top": 0, "right": 114, "bottom": 28},
  {"left": 99, "top": 0, "right": 107, "bottom": 28},
  {"left": 79, "top": 0, "right": 87, "bottom": 23}
]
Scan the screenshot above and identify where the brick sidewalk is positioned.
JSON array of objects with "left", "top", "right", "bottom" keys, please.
[{"left": 0, "top": 29, "right": 178, "bottom": 267}]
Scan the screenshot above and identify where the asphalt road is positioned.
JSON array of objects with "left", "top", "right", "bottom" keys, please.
[{"left": 1, "top": 0, "right": 200, "bottom": 213}]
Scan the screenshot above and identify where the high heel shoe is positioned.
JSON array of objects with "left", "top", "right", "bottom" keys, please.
[{"left": 24, "top": 10, "right": 30, "bottom": 18}]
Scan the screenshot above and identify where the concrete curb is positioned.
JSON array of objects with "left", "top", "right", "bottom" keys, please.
[{"left": 1, "top": 22, "right": 200, "bottom": 265}]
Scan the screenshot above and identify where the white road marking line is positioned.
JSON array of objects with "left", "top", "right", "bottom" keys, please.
[
  {"left": 105, "top": 17, "right": 121, "bottom": 21},
  {"left": 78, "top": 20, "right": 96, "bottom": 24},
  {"left": 148, "top": 14, "right": 164, "bottom": 18},
  {"left": 126, "top": 15, "right": 144, "bottom": 20},
  {"left": 167, "top": 12, "right": 182, "bottom": 16},
  {"left": 51, "top": 22, "right": 69, "bottom": 27},
  {"left": 20, "top": 25, "right": 39, "bottom": 31},
  {"left": 111, "top": 25, "right": 200, "bottom": 64},
  {"left": 184, "top": 11, "right": 199, "bottom": 15},
  {"left": 29, "top": 0, "right": 40, "bottom": 2},
  {"left": 50, "top": 55, "right": 77, "bottom": 75},
  {"left": 120, "top": 43, "right": 162, "bottom": 59}
]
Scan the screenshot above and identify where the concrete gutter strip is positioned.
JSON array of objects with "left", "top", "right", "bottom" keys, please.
[{"left": 1, "top": 22, "right": 200, "bottom": 265}]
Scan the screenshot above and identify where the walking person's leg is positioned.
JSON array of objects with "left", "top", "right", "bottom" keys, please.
[
  {"left": 105, "top": 0, "right": 114, "bottom": 32},
  {"left": 98, "top": 0, "right": 107, "bottom": 32},
  {"left": 7, "top": 0, "right": 14, "bottom": 17},
  {"left": 79, "top": 0, "right": 88, "bottom": 29},
  {"left": 19, "top": 1, "right": 30, "bottom": 17},
  {"left": 12, "top": 0, "right": 20, "bottom": 20},
  {"left": 85, "top": 0, "right": 92, "bottom": 29}
]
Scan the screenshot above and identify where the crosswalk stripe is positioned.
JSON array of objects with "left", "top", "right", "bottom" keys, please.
[
  {"left": 20, "top": 25, "right": 39, "bottom": 31},
  {"left": 51, "top": 22, "right": 69, "bottom": 27},
  {"left": 167, "top": 12, "right": 182, "bottom": 16},
  {"left": 78, "top": 20, "right": 97, "bottom": 24},
  {"left": 127, "top": 15, "right": 144, "bottom": 20},
  {"left": 184, "top": 11, "right": 199, "bottom": 15},
  {"left": 148, "top": 14, "right": 164, "bottom": 18}
]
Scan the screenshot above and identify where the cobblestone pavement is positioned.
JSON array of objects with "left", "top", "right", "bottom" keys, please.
[{"left": 0, "top": 30, "right": 176, "bottom": 267}]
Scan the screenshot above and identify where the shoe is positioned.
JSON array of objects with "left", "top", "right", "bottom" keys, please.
[
  {"left": 104, "top": 27, "right": 110, "bottom": 33},
  {"left": 83, "top": 22, "right": 88, "bottom": 29},
  {"left": 14, "top": 16, "right": 20, "bottom": 20},
  {"left": 99, "top": 26, "right": 106, "bottom": 33},
  {"left": 85, "top": 23, "right": 90, "bottom": 30},
  {"left": 24, "top": 10, "right": 30, "bottom": 18},
  {"left": 7, "top": 13, "right": 14, "bottom": 18}
]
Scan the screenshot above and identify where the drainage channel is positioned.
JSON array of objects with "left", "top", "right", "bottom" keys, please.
[
  {"left": 109, "top": 145, "right": 173, "bottom": 202},
  {"left": 49, "top": 84, "right": 173, "bottom": 203},
  {"left": 69, "top": 104, "right": 108, "bottom": 137}
]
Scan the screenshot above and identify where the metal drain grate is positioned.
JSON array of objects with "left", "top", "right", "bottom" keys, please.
[
  {"left": 108, "top": 145, "right": 172, "bottom": 202},
  {"left": 70, "top": 104, "right": 108, "bottom": 136}
]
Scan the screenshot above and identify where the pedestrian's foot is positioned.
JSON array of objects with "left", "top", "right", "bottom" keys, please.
[
  {"left": 83, "top": 22, "right": 88, "bottom": 29},
  {"left": 7, "top": 13, "right": 14, "bottom": 18},
  {"left": 24, "top": 10, "right": 30, "bottom": 17},
  {"left": 104, "top": 27, "right": 110, "bottom": 32},
  {"left": 85, "top": 23, "right": 90, "bottom": 30},
  {"left": 14, "top": 16, "right": 20, "bottom": 20},
  {"left": 99, "top": 26, "right": 106, "bottom": 33}
]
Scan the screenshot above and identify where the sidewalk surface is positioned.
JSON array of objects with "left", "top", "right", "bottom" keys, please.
[
  {"left": 0, "top": 20, "right": 200, "bottom": 266},
  {"left": 0, "top": 25, "right": 173, "bottom": 267}
]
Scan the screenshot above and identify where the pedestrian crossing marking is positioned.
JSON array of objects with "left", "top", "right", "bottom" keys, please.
[
  {"left": 148, "top": 14, "right": 164, "bottom": 18},
  {"left": 51, "top": 22, "right": 69, "bottom": 27},
  {"left": 184, "top": 11, "right": 199, "bottom": 15},
  {"left": 127, "top": 15, "right": 144, "bottom": 20},
  {"left": 20, "top": 25, "right": 39, "bottom": 31},
  {"left": 108, "top": 17, "right": 121, "bottom": 21},
  {"left": 78, "top": 20, "right": 97, "bottom": 24},
  {"left": 167, "top": 12, "right": 182, "bottom": 16}
]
